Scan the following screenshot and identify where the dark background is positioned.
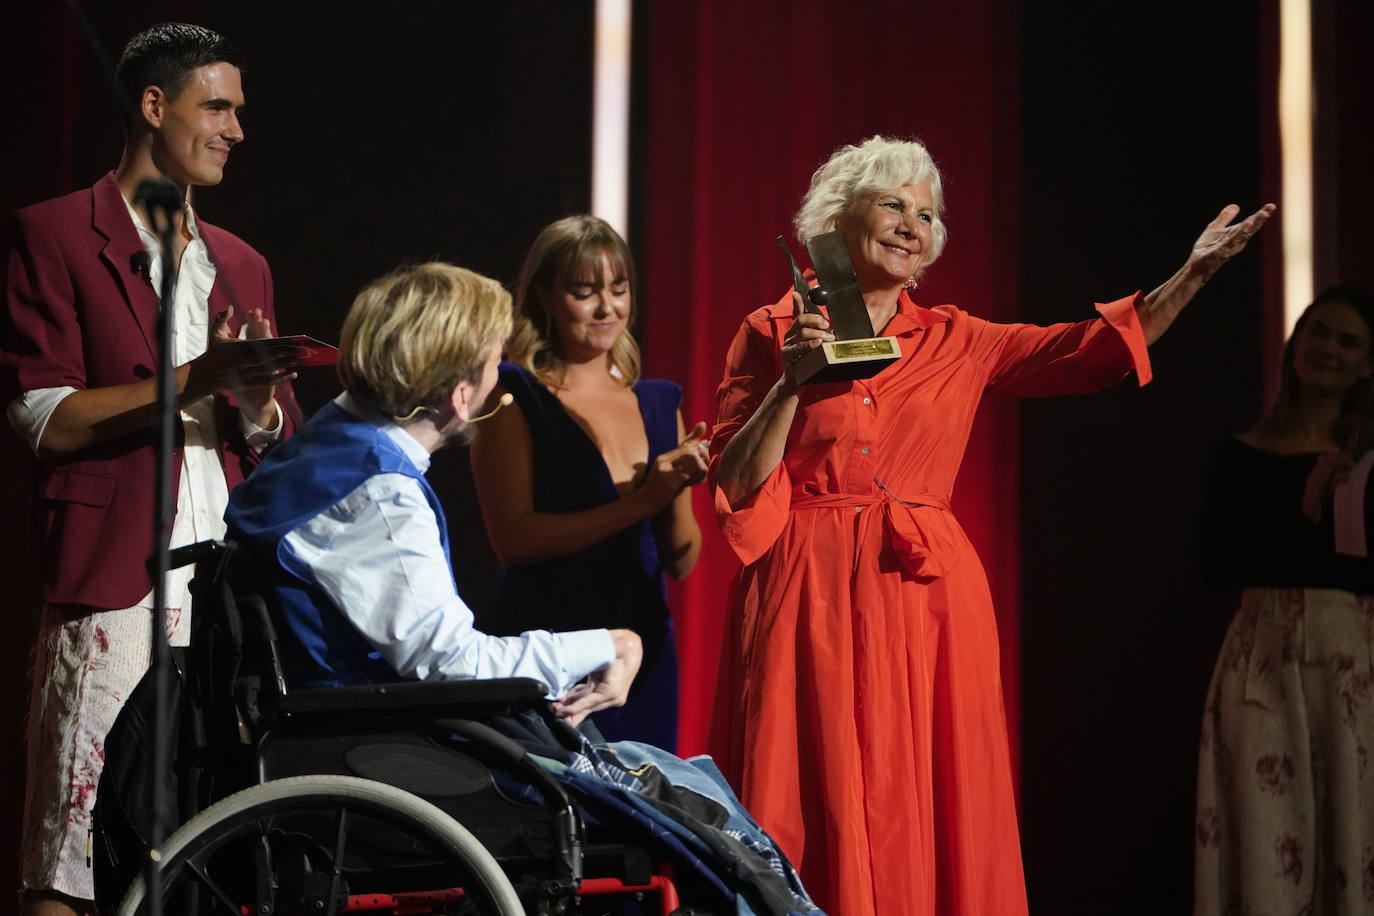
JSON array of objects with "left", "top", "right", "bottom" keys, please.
[
  {"left": 2, "top": 1, "right": 1371, "bottom": 913},
  {"left": 1018, "top": 2, "right": 1371, "bottom": 909},
  {"left": 1015, "top": 5, "right": 1271, "bottom": 909}
]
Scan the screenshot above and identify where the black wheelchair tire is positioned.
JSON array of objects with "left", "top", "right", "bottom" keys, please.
[{"left": 114, "top": 774, "right": 524, "bottom": 916}]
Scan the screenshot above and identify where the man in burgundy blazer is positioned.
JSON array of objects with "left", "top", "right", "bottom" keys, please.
[
  {"left": 0, "top": 23, "right": 300, "bottom": 915},
  {"left": 3, "top": 170, "right": 301, "bottom": 609}
]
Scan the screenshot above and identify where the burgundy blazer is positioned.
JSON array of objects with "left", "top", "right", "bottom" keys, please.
[{"left": 1, "top": 172, "right": 302, "bottom": 609}]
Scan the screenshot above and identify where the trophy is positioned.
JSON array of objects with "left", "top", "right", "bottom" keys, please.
[{"left": 777, "top": 231, "right": 901, "bottom": 384}]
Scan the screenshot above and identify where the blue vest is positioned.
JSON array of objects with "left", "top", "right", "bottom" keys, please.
[{"left": 225, "top": 400, "right": 450, "bottom": 687}]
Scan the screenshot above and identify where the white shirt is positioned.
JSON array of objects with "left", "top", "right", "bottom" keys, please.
[
  {"left": 5, "top": 198, "right": 282, "bottom": 616},
  {"left": 277, "top": 393, "right": 616, "bottom": 698}
]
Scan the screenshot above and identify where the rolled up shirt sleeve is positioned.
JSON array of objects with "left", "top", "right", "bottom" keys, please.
[
  {"left": 7, "top": 386, "right": 76, "bottom": 454},
  {"left": 709, "top": 311, "right": 795, "bottom": 565},
  {"left": 979, "top": 293, "right": 1153, "bottom": 396},
  {"left": 238, "top": 400, "right": 285, "bottom": 452},
  {"left": 280, "top": 472, "right": 616, "bottom": 697}
]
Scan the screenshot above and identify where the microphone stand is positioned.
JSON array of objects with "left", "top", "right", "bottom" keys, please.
[{"left": 135, "top": 176, "right": 186, "bottom": 916}]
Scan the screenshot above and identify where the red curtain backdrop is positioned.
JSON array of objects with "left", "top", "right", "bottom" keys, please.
[{"left": 631, "top": 0, "right": 1023, "bottom": 770}]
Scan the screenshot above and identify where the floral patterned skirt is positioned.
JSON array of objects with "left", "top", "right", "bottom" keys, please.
[
  {"left": 1195, "top": 588, "right": 1374, "bottom": 916},
  {"left": 21, "top": 600, "right": 189, "bottom": 902}
]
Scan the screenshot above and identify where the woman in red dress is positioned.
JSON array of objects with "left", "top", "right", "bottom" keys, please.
[{"left": 708, "top": 135, "right": 1273, "bottom": 916}]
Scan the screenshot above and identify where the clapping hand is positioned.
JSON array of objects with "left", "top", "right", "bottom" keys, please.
[
  {"left": 230, "top": 306, "right": 296, "bottom": 422},
  {"left": 183, "top": 305, "right": 298, "bottom": 421},
  {"left": 636, "top": 422, "right": 710, "bottom": 513}
]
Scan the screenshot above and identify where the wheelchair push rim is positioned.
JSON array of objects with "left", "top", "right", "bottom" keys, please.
[{"left": 114, "top": 774, "right": 524, "bottom": 916}]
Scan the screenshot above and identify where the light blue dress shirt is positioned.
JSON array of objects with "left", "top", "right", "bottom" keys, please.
[{"left": 278, "top": 393, "right": 615, "bottom": 697}]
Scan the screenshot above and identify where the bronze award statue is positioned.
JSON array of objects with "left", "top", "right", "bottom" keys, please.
[{"left": 778, "top": 231, "right": 901, "bottom": 384}]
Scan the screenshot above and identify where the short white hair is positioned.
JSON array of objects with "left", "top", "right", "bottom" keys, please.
[{"left": 794, "top": 135, "right": 948, "bottom": 270}]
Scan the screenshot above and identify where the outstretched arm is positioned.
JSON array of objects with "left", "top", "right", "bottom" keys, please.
[{"left": 1137, "top": 202, "right": 1276, "bottom": 345}]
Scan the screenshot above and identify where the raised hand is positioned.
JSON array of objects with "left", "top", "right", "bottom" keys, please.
[
  {"left": 1188, "top": 203, "right": 1277, "bottom": 283},
  {"left": 1138, "top": 202, "right": 1278, "bottom": 345}
]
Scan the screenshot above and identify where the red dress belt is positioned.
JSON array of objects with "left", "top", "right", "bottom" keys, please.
[{"left": 789, "top": 480, "right": 958, "bottom": 579}]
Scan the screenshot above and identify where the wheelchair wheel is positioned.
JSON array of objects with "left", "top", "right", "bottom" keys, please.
[{"left": 115, "top": 774, "right": 524, "bottom": 916}]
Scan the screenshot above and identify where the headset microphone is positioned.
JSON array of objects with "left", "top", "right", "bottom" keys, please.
[{"left": 469, "top": 392, "right": 514, "bottom": 422}]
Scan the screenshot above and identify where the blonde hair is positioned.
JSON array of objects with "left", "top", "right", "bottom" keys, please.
[
  {"left": 338, "top": 262, "right": 512, "bottom": 421},
  {"left": 794, "top": 135, "right": 948, "bottom": 271},
  {"left": 506, "top": 214, "right": 641, "bottom": 389}
]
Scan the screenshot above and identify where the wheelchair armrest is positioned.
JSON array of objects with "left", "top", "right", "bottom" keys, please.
[
  {"left": 276, "top": 677, "right": 549, "bottom": 724},
  {"left": 150, "top": 538, "right": 236, "bottom": 576}
]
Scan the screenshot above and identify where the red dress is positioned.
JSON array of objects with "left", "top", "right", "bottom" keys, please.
[{"left": 708, "top": 289, "right": 1151, "bottom": 916}]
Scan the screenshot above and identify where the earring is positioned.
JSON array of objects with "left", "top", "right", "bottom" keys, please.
[{"left": 903, "top": 276, "right": 918, "bottom": 290}]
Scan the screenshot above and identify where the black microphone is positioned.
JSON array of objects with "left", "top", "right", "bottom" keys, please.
[{"left": 132, "top": 178, "right": 185, "bottom": 227}]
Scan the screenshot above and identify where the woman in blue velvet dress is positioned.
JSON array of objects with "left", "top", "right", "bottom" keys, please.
[{"left": 470, "top": 215, "right": 708, "bottom": 750}]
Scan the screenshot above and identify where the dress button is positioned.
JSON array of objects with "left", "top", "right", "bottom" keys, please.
[
  {"left": 861, "top": 447, "right": 870, "bottom": 455},
  {"left": 862, "top": 397, "right": 871, "bottom": 405},
  {"left": 854, "top": 506, "right": 862, "bottom": 513}
]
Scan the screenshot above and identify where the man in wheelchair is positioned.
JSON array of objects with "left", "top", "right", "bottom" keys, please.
[{"left": 94, "top": 262, "right": 818, "bottom": 916}]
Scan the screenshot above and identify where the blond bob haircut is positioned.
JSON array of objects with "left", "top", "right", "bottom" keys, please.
[
  {"left": 794, "top": 135, "right": 948, "bottom": 272},
  {"left": 338, "top": 262, "right": 512, "bottom": 422},
  {"left": 506, "top": 214, "right": 641, "bottom": 389}
]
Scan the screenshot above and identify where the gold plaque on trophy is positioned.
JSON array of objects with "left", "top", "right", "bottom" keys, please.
[
  {"left": 778, "top": 232, "right": 902, "bottom": 385},
  {"left": 831, "top": 339, "right": 897, "bottom": 359}
]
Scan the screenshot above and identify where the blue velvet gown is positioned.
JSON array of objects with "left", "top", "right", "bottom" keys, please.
[{"left": 481, "top": 362, "right": 681, "bottom": 750}]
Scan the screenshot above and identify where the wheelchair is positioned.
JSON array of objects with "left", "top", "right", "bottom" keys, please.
[{"left": 93, "top": 539, "right": 723, "bottom": 916}]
